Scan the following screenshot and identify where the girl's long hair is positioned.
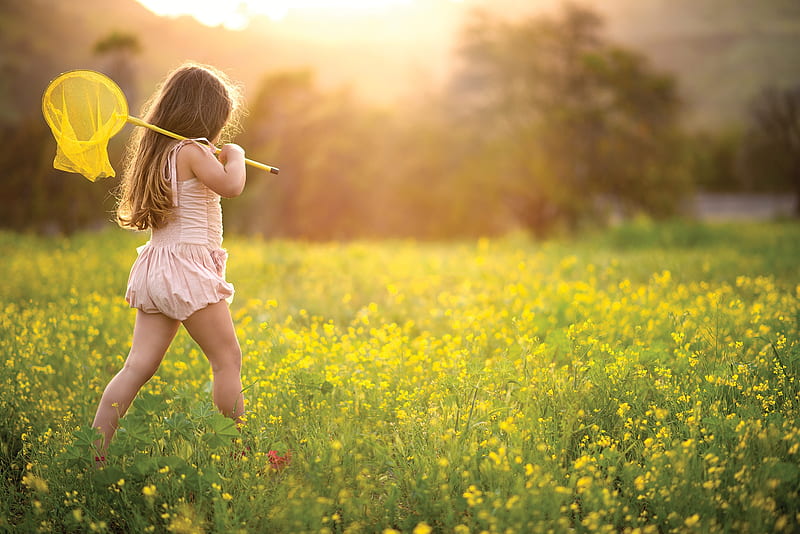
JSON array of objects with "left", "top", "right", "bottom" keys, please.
[{"left": 116, "top": 62, "right": 243, "bottom": 230}]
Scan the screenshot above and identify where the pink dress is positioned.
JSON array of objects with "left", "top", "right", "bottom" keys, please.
[{"left": 125, "top": 140, "right": 234, "bottom": 320}]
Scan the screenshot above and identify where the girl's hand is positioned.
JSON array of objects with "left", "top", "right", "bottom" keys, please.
[{"left": 217, "top": 143, "right": 245, "bottom": 166}]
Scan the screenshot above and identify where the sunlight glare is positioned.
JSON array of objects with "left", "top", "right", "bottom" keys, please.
[
  {"left": 136, "top": 0, "right": 249, "bottom": 29},
  {"left": 247, "top": 1, "right": 412, "bottom": 22},
  {"left": 136, "top": 0, "right": 468, "bottom": 27}
]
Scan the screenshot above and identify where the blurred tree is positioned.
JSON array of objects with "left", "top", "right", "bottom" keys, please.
[
  {"left": 0, "top": 117, "right": 113, "bottom": 233},
  {"left": 93, "top": 31, "right": 141, "bottom": 108},
  {"left": 233, "top": 71, "right": 505, "bottom": 240},
  {"left": 93, "top": 29, "right": 141, "bottom": 195},
  {"left": 93, "top": 31, "right": 141, "bottom": 54},
  {"left": 362, "top": 104, "right": 499, "bottom": 239},
  {"left": 0, "top": 23, "right": 140, "bottom": 234},
  {"left": 741, "top": 85, "right": 800, "bottom": 214},
  {"left": 448, "top": 3, "right": 688, "bottom": 234},
  {"left": 683, "top": 129, "right": 742, "bottom": 193},
  {"left": 232, "top": 71, "right": 377, "bottom": 239}
]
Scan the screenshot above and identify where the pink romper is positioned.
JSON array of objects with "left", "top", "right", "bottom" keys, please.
[{"left": 125, "top": 140, "right": 234, "bottom": 320}]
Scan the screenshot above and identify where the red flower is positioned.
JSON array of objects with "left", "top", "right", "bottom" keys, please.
[{"left": 268, "top": 450, "right": 291, "bottom": 470}]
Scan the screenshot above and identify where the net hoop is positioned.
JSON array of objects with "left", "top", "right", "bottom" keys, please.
[{"left": 41, "top": 70, "right": 129, "bottom": 180}]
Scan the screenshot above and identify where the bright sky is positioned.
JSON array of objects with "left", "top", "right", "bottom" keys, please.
[{"left": 136, "top": 0, "right": 466, "bottom": 30}]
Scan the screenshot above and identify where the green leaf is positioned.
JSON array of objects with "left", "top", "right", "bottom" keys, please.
[
  {"left": 202, "top": 432, "right": 228, "bottom": 450},
  {"left": 117, "top": 417, "right": 152, "bottom": 445},
  {"left": 207, "top": 413, "right": 240, "bottom": 439},
  {"left": 136, "top": 392, "right": 164, "bottom": 415},
  {"left": 72, "top": 425, "right": 103, "bottom": 449},
  {"left": 61, "top": 447, "right": 85, "bottom": 462},
  {"left": 132, "top": 457, "right": 159, "bottom": 477},
  {"left": 164, "top": 412, "right": 196, "bottom": 440},
  {"left": 191, "top": 402, "right": 217, "bottom": 420}
]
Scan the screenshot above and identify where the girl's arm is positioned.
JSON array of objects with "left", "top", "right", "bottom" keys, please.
[{"left": 182, "top": 142, "right": 247, "bottom": 198}]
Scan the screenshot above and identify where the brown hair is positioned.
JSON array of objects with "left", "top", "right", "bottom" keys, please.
[{"left": 116, "top": 62, "right": 243, "bottom": 230}]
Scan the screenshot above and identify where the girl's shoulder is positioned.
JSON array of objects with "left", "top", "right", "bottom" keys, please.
[
  {"left": 174, "top": 139, "right": 215, "bottom": 160},
  {"left": 175, "top": 140, "right": 243, "bottom": 198}
]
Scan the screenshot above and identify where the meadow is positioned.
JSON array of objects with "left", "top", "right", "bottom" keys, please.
[{"left": 1, "top": 220, "right": 799, "bottom": 533}]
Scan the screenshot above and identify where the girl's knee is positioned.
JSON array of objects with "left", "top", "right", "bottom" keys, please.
[
  {"left": 209, "top": 347, "right": 242, "bottom": 375},
  {"left": 121, "top": 358, "right": 159, "bottom": 384}
]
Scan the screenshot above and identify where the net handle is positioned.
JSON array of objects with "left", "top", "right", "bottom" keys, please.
[{"left": 126, "top": 116, "right": 280, "bottom": 175}]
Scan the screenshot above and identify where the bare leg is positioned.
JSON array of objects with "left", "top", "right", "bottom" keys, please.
[
  {"left": 182, "top": 301, "right": 244, "bottom": 421},
  {"left": 92, "top": 311, "right": 180, "bottom": 455}
]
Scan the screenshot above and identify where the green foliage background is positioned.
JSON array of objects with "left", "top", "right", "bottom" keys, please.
[{"left": 1, "top": 0, "right": 798, "bottom": 238}]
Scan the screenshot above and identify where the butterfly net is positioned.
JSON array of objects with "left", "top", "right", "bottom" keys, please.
[{"left": 42, "top": 70, "right": 129, "bottom": 181}]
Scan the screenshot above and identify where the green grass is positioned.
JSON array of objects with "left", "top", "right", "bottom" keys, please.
[{"left": 1, "top": 220, "right": 799, "bottom": 533}]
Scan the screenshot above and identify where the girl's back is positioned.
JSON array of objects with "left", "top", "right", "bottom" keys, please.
[{"left": 152, "top": 139, "right": 225, "bottom": 249}]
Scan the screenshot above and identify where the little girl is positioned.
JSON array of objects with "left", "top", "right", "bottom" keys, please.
[{"left": 92, "top": 62, "right": 247, "bottom": 462}]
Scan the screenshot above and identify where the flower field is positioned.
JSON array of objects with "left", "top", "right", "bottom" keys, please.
[{"left": 1, "top": 221, "right": 799, "bottom": 533}]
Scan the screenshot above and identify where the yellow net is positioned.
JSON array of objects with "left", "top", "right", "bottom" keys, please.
[{"left": 42, "top": 70, "right": 129, "bottom": 181}]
